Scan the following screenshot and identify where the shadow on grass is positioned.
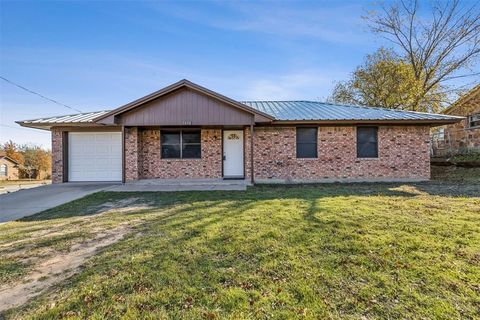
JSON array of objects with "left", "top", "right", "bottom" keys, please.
[
  {"left": 19, "top": 183, "right": 414, "bottom": 222},
  {"left": 8, "top": 180, "right": 480, "bottom": 319},
  {"left": 20, "top": 178, "right": 479, "bottom": 223}
]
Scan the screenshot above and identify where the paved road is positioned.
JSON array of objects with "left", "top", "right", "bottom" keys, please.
[
  {"left": 0, "top": 182, "right": 49, "bottom": 195},
  {"left": 0, "top": 183, "right": 119, "bottom": 223}
]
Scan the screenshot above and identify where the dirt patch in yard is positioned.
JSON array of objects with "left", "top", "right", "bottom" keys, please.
[
  {"left": 0, "top": 198, "right": 153, "bottom": 251},
  {"left": 0, "top": 223, "right": 133, "bottom": 313},
  {"left": 82, "top": 197, "right": 155, "bottom": 216},
  {"left": 93, "top": 197, "right": 154, "bottom": 214}
]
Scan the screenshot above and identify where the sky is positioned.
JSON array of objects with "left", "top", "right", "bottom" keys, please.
[{"left": 0, "top": 0, "right": 450, "bottom": 148}]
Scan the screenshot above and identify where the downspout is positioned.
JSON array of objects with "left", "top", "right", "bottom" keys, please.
[{"left": 250, "top": 122, "right": 254, "bottom": 185}]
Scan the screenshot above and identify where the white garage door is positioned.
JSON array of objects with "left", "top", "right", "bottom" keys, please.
[{"left": 68, "top": 132, "right": 122, "bottom": 182}]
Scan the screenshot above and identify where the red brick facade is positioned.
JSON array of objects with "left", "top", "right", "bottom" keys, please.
[
  {"left": 253, "top": 126, "right": 430, "bottom": 182},
  {"left": 125, "top": 127, "right": 140, "bottom": 181},
  {"left": 52, "top": 125, "right": 431, "bottom": 184},
  {"left": 125, "top": 128, "right": 223, "bottom": 180},
  {"left": 51, "top": 129, "right": 64, "bottom": 183}
]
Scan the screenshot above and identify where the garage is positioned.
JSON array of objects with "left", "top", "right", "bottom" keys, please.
[{"left": 68, "top": 132, "right": 122, "bottom": 182}]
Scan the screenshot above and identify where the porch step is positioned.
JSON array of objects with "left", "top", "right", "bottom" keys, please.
[{"left": 109, "top": 178, "right": 250, "bottom": 192}]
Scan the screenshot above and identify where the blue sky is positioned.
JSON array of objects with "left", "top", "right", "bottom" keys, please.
[{"left": 1, "top": 0, "right": 394, "bottom": 148}]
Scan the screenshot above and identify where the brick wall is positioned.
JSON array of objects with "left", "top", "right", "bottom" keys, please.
[
  {"left": 253, "top": 126, "right": 430, "bottom": 182},
  {"left": 244, "top": 127, "right": 252, "bottom": 181},
  {"left": 443, "top": 91, "right": 480, "bottom": 153},
  {"left": 55, "top": 125, "right": 431, "bottom": 183},
  {"left": 51, "top": 129, "right": 64, "bottom": 183},
  {"left": 125, "top": 127, "right": 139, "bottom": 181},
  {"left": 125, "top": 128, "right": 222, "bottom": 180}
]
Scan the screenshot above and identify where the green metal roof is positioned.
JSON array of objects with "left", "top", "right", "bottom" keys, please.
[
  {"left": 241, "top": 101, "right": 462, "bottom": 121},
  {"left": 17, "top": 101, "right": 462, "bottom": 126}
]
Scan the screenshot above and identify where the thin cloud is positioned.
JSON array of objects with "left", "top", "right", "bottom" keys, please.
[
  {"left": 242, "top": 71, "right": 347, "bottom": 101},
  {"left": 148, "top": 1, "right": 371, "bottom": 45}
]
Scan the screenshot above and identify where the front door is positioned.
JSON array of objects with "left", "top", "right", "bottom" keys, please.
[{"left": 223, "top": 130, "right": 244, "bottom": 178}]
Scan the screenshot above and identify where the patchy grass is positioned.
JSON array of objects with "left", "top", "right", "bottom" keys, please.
[
  {"left": 1, "top": 173, "right": 479, "bottom": 319},
  {"left": 431, "top": 165, "right": 480, "bottom": 184},
  {"left": 450, "top": 152, "right": 480, "bottom": 162}
]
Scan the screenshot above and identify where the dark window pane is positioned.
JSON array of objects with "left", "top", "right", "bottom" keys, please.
[
  {"left": 161, "top": 145, "right": 180, "bottom": 158},
  {"left": 297, "top": 128, "right": 317, "bottom": 142},
  {"left": 297, "top": 143, "right": 317, "bottom": 158},
  {"left": 182, "top": 144, "right": 201, "bottom": 159},
  {"left": 161, "top": 130, "right": 202, "bottom": 159},
  {"left": 296, "top": 128, "right": 317, "bottom": 158},
  {"left": 357, "top": 127, "right": 378, "bottom": 158},
  {"left": 182, "top": 131, "right": 201, "bottom": 144},
  {"left": 161, "top": 132, "right": 180, "bottom": 144}
]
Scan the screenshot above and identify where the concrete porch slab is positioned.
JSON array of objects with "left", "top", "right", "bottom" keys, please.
[{"left": 109, "top": 178, "right": 250, "bottom": 192}]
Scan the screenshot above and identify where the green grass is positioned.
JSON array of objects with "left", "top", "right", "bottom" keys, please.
[
  {"left": 450, "top": 152, "right": 480, "bottom": 162},
  {"left": 1, "top": 171, "right": 480, "bottom": 319}
]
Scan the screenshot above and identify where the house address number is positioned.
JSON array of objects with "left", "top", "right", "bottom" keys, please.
[{"left": 228, "top": 133, "right": 240, "bottom": 140}]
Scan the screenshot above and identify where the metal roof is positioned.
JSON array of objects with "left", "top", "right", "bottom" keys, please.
[
  {"left": 17, "top": 101, "right": 462, "bottom": 126},
  {"left": 241, "top": 101, "right": 462, "bottom": 121},
  {"left": 18, "top": 110, "right": 110, "bottom": 124}
]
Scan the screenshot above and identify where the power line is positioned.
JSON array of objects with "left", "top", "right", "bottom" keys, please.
[
  {"left": 0, "top": 76, "right": 83, "bottom": 113},
  {"left": 0, "top": 123, "right": 49, "bottom": 132}
]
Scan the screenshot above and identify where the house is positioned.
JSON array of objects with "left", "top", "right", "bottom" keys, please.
[
  {"left": 434, "top": 84, "right": 480, "bottom": 156},
  {"left": 17, "top": 79, "right": 462, "bottom": 184},
  {"left": 0, "top": 153, "right": 20, "bottom": 181}
]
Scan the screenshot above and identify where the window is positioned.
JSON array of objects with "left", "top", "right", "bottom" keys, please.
[
  {"left": 357, "top": 127, "right": 378, "bottom": 158},
  {"left": 468, "top": 113, "right": 480, "bottom": 128},
  {"left": 0, "top": 164, "right": 7, "bottom": 177},
  {"left": 161, "top": 130, "right": 201, "bottom": 159},
  {"left": 296, "top": 127, "right": 317, "bottom": 158},
  {"left": 437, "top": 127, "right": 445, "bottom": 140}
]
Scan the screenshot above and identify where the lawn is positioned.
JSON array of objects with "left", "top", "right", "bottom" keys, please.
[{"left": 0, "top": 168, "right": 479, "bottom": 319}]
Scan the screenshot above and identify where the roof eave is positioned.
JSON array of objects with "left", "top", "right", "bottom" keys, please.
[
  {"left": 16, "top": 121, "right": 115, "bottom": 131},
  {"left": 269, "top": 118, "right": 463, "bottom": 125},
  {"left": 0, "top": 155, "right": 20, "bottom": 165}
]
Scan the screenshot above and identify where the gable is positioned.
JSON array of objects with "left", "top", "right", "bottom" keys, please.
[
  {"left": 114, "top": 87, "right": 255, "bottom": 126},
  {"left": 444, "top": 85, "right": 480, "bottom": 116},
  {"left": 0, "top": 156, "right": 19, "bottom": 166},
  {"left": 94, "top": 79, "right": 274, "bottom": 126}
]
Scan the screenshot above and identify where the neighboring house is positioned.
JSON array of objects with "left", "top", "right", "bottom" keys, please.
[
  {"left": 434, "top": 84, "right": 480, "bottom": 156},
  {"left": 0, "top": 153, "right": 19, "bottom": 181},
  {"left": 17, "top": 80, "right": 462, "bottom": 184}
]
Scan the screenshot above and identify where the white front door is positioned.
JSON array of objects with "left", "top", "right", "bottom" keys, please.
[
  {"left": 68, "top": 132, "right": 122, "bottom": 182},
  {"left": 223, "top": 130, "right": 244, "bottom": 178}
]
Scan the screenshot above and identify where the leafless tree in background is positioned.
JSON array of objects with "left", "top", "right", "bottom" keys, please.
[{"left": 366, "top": 0, "right": 480, "bottom": 108}]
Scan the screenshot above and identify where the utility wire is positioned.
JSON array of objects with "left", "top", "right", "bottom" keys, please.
[
  {"left": 0, "top": 76, "right": 83, "bottom": 113},
  {"left": 0, "top": 123, "right": 49, "bottom": 132}
]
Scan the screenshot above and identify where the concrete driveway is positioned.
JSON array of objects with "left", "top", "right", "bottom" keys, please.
[{"left": 0, "top": 183, "right": 119, "bottom": 223}]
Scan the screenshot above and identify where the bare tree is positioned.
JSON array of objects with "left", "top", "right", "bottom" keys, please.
[
  {"left": 367, "top": 0, "right": 480, "bottom": 110},
  {"left": 330, "top": 47, "right": 447, "bottom": 112}
]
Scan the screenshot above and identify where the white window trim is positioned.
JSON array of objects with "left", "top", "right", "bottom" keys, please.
[
  {"left": 468, "top": 113, "right": 480, "bottom": 129},
  {"left": 0, "top": 164, "right": 7, "bottom": 177}
]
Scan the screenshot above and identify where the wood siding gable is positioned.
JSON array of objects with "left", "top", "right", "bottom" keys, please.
[{"left": 116, "top": 87, "right": 255, "bottom": 126}]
